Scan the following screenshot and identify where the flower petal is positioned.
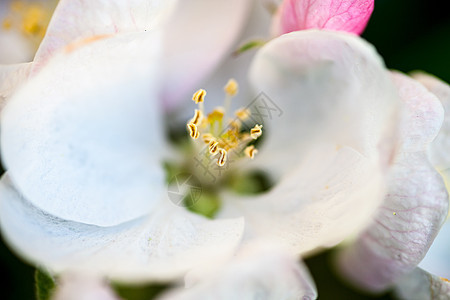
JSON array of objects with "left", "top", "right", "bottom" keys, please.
[
  {"left": 157, "top": 242, "right": 317, "bottom": 300},
  {"left": 273, "top": 0, "right": 374, "bottom": 36},
  {"left": 412, "top": 72, "right": 450, "bottom": 174},
  {"left": 221, "top": 145, "right": 385, "bottom": 255},
  {"left": 1, "top": 32, "right": 166, "bottom": 226},
  {"left": 160, "top": 0, "right": 252, "bottom": 109},
  {"left": 33, "top": 0, "right": 174, "bottom": 69},
  {"left": 0, "top": 62, "right": 31, "bottom": 111},
  {"left": 336, "top": 72, "right": 449, "bottom": 292},
  {"left": 227, "top": 30, "right": 401, "bottom": 255},
  {"left": 394, "top": 268, "right": 450, "bottom": 300},
  {"left": 0, "top": 174, "right": 244, "bottom": 281},
  {"left": 249, "top": 30, "right": 399, "bottom": 178}
]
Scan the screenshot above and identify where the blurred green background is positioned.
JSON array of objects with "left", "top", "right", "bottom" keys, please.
[{"left": 1, "top": 0, "right": 449, "bottom": 299}]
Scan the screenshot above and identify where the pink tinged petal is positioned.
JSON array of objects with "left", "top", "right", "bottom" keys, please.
[
  {"left": 419, "top": 220, "right": 450, "bottom": 280},
  {"left": 273, "top": 0, "right": 374, "bottom": 36},
  {"left": 0, "top": 62, "right": 31, "bottom": 112},
  {"left": 53, "top": 274, "right": 120, "bottom": 300},
  {"left": 160, "top": 0, "right": 252, "bottom": 110},
  {"left": 157, "top": 242, "right": 317, "bottom": 300},
  {"left": 33, "top": 0, "right": 174, "bottom": 70},
  {"left": 336, "top": 72, "right": 449, "bottom": 292},
  {"left": 412, "top": 73, "right": 450, "bottom": 174},
  {"left": 394, "top": 268, "right": 450, "bottom": 300},
  {"left": 1, "top": 32, "right": 166, "bottom": 226},
  {"left": 0, "top": 175, "right": 244, "bottom": 281},
  {"left": 223, "top": 30, "right": 400, "bottom": 255}
]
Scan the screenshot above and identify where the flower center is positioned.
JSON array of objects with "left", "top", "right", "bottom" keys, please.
[
  {"left": 186, "top": 79, "right": 263, "bottom": 167},
  {"left": 1, "top": 1, "right": 54, "bottom": 49}
]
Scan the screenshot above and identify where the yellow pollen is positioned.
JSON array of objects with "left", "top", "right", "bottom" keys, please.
[
  {"left": 224, "top": 78, "right": 238, "bottom": 96},
  {"left": 192, "top": 89, "right": 206, "bottom": 104},
  {"left": 250, "top": 124, "right": 263, "bottom": 139},
  {"left": 186, "top": 79, "right": 264, "bottom": 168},
  {"left": 244, "top": 145, "right": 258, "bottom": 159},
  {"left": 209, "top": 140, "right": 219, "bottom": 155},
  {"left": 217, "top": 149, "right": 227, "bottom": 166},
  {"left": 235, "top": 108, "right": 251, "bottom": 120},
  {"left": 187, "top": 123, "right": 200, "bottom": 139},
  {"left": 441, "top": 277, "right": 450, "bottom": 283},
  {"left": 2, "top": 18, "right": 12, "bottom": 30},
  {"left": 202, "top": 133, "right": 214, "bottom": 144},
  {"left": 190, "top": 109, "right": 203, "bottom": 126},
  {"left": 207, "top": 108, "right": 225, "bottom": 123}
]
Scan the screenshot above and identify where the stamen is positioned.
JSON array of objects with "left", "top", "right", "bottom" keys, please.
[
  {"left": 224, "top": 79, "right": 238, "bottom": 96},
  {"left": 244, "top": 145, "right": 258, "bottom": 159},
  {"left": 250, "top": 124, "right": 263, "bottom": 139},
  {"left": 235, "top": 108, "right": 251, "bottom": 120},
  {"left": 207, "top": 108, "right": 224, "bottom": 123},
  {"left": 192, "top": 89, "right": 206, "bottom": 104},
  {"left": 217, "top": 149, "right": 227, "bottom": 166},
  {"left": 187, "top": 123, "right": 200, "bottom": 139},
  {"left": 190, "top": 109, "right": 203, "bottom": 126},
  {"left": 209, "top": 140, "right": 219, "bottom": 155},
  {"left": 202, "top": 133, "right": 214, "bottom": 144}
]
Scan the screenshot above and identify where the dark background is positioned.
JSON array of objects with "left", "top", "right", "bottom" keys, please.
[{"left": 1, "top": 0, "right": 449, "bottom": 299}]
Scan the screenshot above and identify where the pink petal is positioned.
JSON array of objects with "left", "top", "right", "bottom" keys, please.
[
  {"left": 274, "top": 0, "right": 374, "bottom": 35},
  {"left": 337, "top": 72, "right": 449, "bottom": 292}
]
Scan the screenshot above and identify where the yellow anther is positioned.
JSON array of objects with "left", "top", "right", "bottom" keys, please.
[
  {"left": 235, "top": 108, "right": 251, "bottom": 120},
  {"left": 2, "top": 18, "right": 12, "bottom": 30},
  {"left": 187, "top": 123, "right": 200, "bottom": 139},
  {"left": 209, "top": 140, "right": 219, "bottom": 155},
  {"left": 22, "top": 5, "right": 45, "bottom": 36},
  {"left": 202, "top": 133, "right": 214, "bottom": 144},
  {"left": 207, "top": 108, "right": 224, "bottom": 123},
  {"left": 190, "top": 109, "right": 203, "bottom": 126},
  {"left": 250, "top": 124, "right": 263, "bottom": 139},
  {"left": 244, "top": 145, "right": 258, "bottom": 159},
  {"left": 224, "top": 78, "right": 238, "bottom": 96},
  {"left": 11, "top": 1, "right": 24, "bottom": 12},
  {"left": 192, "top": 89, "right": 206, "bottom": 104},
  {"left": 441, "top": 277, "right": 450, "bottom": 283},
  {"left": 217, "top": 149, "right": 227, "bottom": 167}
]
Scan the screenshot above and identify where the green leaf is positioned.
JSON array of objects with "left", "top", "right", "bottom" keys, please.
[
  {"left": 233, "top": 39, "right": 267, "bottom": 56},
  {"left": 34, "top": 268, "right": 55, "bottom": 300}
]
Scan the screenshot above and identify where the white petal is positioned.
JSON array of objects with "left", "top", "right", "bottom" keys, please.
[
  {"left": 1, "top": 32, "right": 166, "bottom": 226},
  {"left": 160, "top": 0, "right": 253, "bottom": 109},
  {"left": 249, "top": 30, "right": 399, "bottom": 178},
  {"left": 219, "top": 30, "right": 400, "bottom": 254},
  {"left": 0, "top": 62, "right": 31, "bottom": 112},
  {"left": 336, "top": 72, "right": 448, "bottom": 292},
  {"left": 419, "top": 220, "right": 450, "bottom": 279},
  {"left": 34, "top": 0, "right": 174, "bottom": 69},
  {"left": 0, "top": 175, "right": 244, "bottom": 282},
  {"left": 220, "top": 145, "right": 386, "bottom": 255},
  {"left": 157, "top": 242, "right": 317, "bottom": 300},
  {"left": 53, "top": 274, "right": 120, "bottom": 300},
  {"left": 394, "top": 268, "right": 450, "bottom": 300},
  {"left": 412, "top": 72, "right": 450, "bottom": 174},
  {"left": 0, "top": 31, "right": 35, "bottom": 64}
]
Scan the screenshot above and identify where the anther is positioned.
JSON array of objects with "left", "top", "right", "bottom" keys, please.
[
  {"left": 209, "top": 140, "right": 219, "bottom": 155},
  {"left": 250, "top": 124, "right": 263, "bottom": 139},
  {"left": 202, "top": 133, "right": 214, "bottom": 144},
  {"left": 244, "top": 145, "right": 258, "bottom": 159},
  {"left": 235, "top": 108, "right": 251, "bottom": 120},
  {"left": 224, "top": 78, "right": 238, "bottom": 96},
  {"left": 190, "top": 109, "right": 203, "bottom": 126},
  {"left": 187, "top": 123, "right": 200, "bottom": 139},
  {"left": 192, "top": 89, "right": 206, "bottom": 104},
  {"left": 207, "top": 108, "right": 224, "bottom": 123},
  {"left": 217, "top": 149, "right": 227, "bottom": 166}
]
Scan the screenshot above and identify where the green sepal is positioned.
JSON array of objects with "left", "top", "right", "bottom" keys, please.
[{"left": 34, "top": 268, "right": 56, "bottom": 300}]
